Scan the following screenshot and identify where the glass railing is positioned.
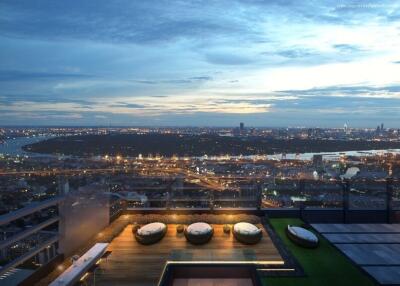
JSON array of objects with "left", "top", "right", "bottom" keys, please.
[
  {"left": 120, "top": 177, "right": 398, "bottom": 211},
  {"left": 262, "top": 179, "right": 343, "bottom": 209},
  {"left": 1, "top": 173, "right": 399, "bottom": 212},
  {"left": 391, "top": 180, "right": 400, "bottom": 210}
]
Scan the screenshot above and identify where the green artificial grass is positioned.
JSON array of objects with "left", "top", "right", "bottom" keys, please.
[{"left": 263, "top": 218, "right": 374, "bottom": 286}]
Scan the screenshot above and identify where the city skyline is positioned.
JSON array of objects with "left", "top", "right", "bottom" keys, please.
[{"left": 1, "top": 1, "right": 400, "bottom": 127}]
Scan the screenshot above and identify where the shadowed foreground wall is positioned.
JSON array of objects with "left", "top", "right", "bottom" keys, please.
[{"left": 59, "top": 184, "right": 109, "bottom": 256}]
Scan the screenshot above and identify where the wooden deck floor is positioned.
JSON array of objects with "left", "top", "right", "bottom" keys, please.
[{"left": 95, "top": 224, "right": 283, "bottom": 286}]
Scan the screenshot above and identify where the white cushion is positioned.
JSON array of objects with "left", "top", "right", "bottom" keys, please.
[
  {"left": 186, "top": 222, "right": 212, "bottom": 235},
  {"left": 288, "top": 226, "right": 318, "bottom": 243},
  {"left": 233, "top": 222, "right": 261, "bottom": 235},
  {"left": 137, "top": 222, "right": 166, "bottom": 236}
]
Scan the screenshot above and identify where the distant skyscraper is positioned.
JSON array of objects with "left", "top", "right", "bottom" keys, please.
[
  {"left": 239, "top": 122, "right": 245, "bottom": 135},
  {"left": 381, "top": 123, "right": 384, "bottom": 131},
  {"left": 344, "top": 123, "right": 350, "bottom": 135},
  {"left": 312, "top": 155, "right": 323, "bottom": 168}
]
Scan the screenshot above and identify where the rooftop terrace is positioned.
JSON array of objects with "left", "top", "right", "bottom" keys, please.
[
  {"left": 95, "top": 223, "right": 282, "bottom": 286},
  {"left": 38, "top": 214, "right": 389, "bottom": 286}
]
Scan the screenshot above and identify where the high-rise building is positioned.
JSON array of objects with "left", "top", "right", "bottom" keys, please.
[
  {"left": 239, "top": 122, "right": 245, "bottom": 135},
  {"left": 312, "top": 154, "right": 323, "bottom": 167}
]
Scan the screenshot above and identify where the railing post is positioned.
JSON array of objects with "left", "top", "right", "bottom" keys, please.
[
  {"left": 298, "top": 179, "right": 305, "bottom": 221},
  {"left": 342, "top": 179, "right": 350, "bottom": 223},
  {"left": 300, "top": 201, "right": 304, "bottom": 221},
  {"left": 386, "top": 177, "right": 393, "bottom": 223},
  {"left": 166, "top": 191, "right": 171, "bottom": 210},
  {"left": 257, "top": 184, "right": 262, "bottom": 210},
  {"left": 209, "top": 190, "right": 215, "bottom": 211}
]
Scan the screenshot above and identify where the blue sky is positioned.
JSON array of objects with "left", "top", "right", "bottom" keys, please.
[{"left": 1, "top": 0, "right": 400, "bottom": 127}]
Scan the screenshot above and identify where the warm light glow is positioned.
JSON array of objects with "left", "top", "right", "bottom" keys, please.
[
  {"left": 166, "top": 260, "right": 285, "bottom": 265},
  {"left": 80, "top": 272, "right": 89, "bottom": 281}
]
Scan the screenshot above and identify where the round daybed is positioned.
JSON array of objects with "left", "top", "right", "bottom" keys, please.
[
  {"left": 286, "top": 225, "right": 319, "bottom": 248},
  {"left": 135, "top": 222, "right": 167, "bottom": 245},
  {"left": 233, "top": 222, "right": 262, "bottom": 244},
  {"left": 184, "top": 222, "right": 213, "bottom": 245}
]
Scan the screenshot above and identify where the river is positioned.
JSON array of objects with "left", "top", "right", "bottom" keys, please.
[{"left": 0, "top": 136, "right": 55, "bottom": 157}]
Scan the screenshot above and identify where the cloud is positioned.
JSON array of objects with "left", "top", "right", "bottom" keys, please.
[
  {"left": 0, "top": 94, "right": 94, "bottom": 106},
  {"left": 0, "top": 70, "right": 93, "bottom": 81},
  {"left": 205, "top": 53, "right": 254, "bottom": 65},
  {"left": 0, "top": 1, "right": 258, "bottom": 44},
  {"left": 109, "top": 103, "right": 146, "bottom": 109},
  {"left": 276, "top": 49, "right": 316, "bottom": 59},
  {"left": 1, "top": 0, "right": 400, "bottom": 126},
  {"left": 0, "top": 111, "right": 83, "bottom": 120},
  {"left": 332, "top": 44, "right": 364, "bottom": 53},
  {"left": 278, "top": 84, "right": 400, "bottom": 98}
]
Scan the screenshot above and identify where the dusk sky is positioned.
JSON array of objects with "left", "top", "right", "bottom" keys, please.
[{"left": 1, "top": 0, "right": 400, "bottom": 127}]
